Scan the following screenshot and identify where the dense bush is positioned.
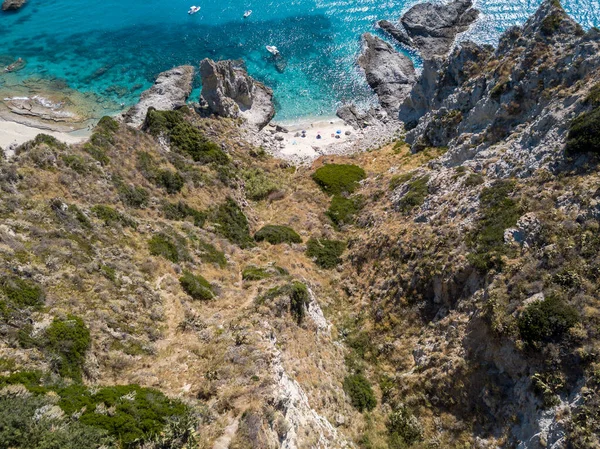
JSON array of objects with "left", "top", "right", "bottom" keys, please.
[
  {"left": 179, "top": 271, "right": 214, "bottom": 300},
  {"left": 343, "top": 374, "right": 376, "bottom": 412},
  {"left": 162, "top": 201, "right": 206, "bottom": 227},
  {"left": 242, "top": 266, "right": 272, "bottom": 281},
  {"left": 91, "top": 205, "right": 137, "bottom": 228},
  {"left": 387, "top": 406, "right": 423, "bottom": 448},
  {"left": 306, "top": 238, "right": 346, "bottom": 269},
  {"left": 61, "top": 154, "right": 91, "bottom": 174},
  {"left": 156, "top": 169, "right": 185, "bottom": 194},
  {"left": 389, "top": 172, "right": 414, "bottom": 191},
  {"left": 196, "top": 240, "right": 227, "bottom": 267},
  {"left": 0, "top": 276, "right": 44, "bottom": 310},
  {"left": 211, "top": 198, "right": 254, "bottom": 248},
  {"left": 518, "top": 296, "right": 579, "bottom": 344},
  {"left": 396, "top": 175, "right": 430, "bottom": 214},
  {"left": 119, "top": 185, "right": 150, "bottom": 209},
  {"left": 144, "top": 109, "right": 228, "bottom": 165},
  {"left": 289, "top": 282, "right": 309, "bottom": 325},
  {"left": 46, "top": 315, "right": 91, "bottom": 380},
  {"left": 312, "top": 164, "right": 366, "bottom": 195},
  {"left": 242, "top": 168, "right": 279, "bottom": 201},
  {"left": 326, "top": 195, "right": 362, "bottom": 229},
  {"left": 566, "top": 107, "right": 600, "bottom": 154},
  {"left": 148, "top": 234, "right": 187, "bottom": 263},
  {"left": 464, "top": 172, "right": 484, "bottom": 187},
  {"left": 468, "top": 180, "right": 521, "bottom": 272},
  {"left": 254, "top": 225, "right": 302, "bottom": 245}
]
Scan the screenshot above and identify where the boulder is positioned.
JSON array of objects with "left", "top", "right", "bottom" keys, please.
[
  {"left": 382, "top": 0, "right": 479, "bottom": 60},
  {"left": 199, "top": 59, "right": 275, "bottom": 130},
  {"left": 121, "top": 65, "right": 194, "bottom": 127},
  {"left": 358, "top": 33, "right": 416, "bottom": 115},
  {"left": 2, "top": 0, "right": 26, "bottom": 11},
  {"left": 336, "top": 104, "right": 379, "bottom": 129}
]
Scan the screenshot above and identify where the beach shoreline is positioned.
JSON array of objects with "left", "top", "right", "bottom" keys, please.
[{"left": 0, "top": 118, "right": 90, "bottom": 154}]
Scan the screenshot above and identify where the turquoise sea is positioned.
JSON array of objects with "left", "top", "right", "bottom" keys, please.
[{"left": 0, "top": 0, "right": 599, "bottom": 121}]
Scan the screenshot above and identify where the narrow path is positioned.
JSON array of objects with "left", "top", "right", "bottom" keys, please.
[{"left": 212, "top": 416, "right": 240, "bottom": 449}]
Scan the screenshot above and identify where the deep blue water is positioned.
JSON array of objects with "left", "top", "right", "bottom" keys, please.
[{"left": 0, "top": 0, "right": 598, "bottom": 120}]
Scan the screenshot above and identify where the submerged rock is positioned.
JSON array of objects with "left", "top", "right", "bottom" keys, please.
[
  {"left": 199, "top": 59, "right": 275, "bottom": 131},
  {"left": 358, "top": 33, "right": 416, "bottom": 115},
  {"left": 2, "top": 0, "right": 26, "bottom": 11},
  {"left": 121, "top": 65, "right": 194, "bottom": 127}
]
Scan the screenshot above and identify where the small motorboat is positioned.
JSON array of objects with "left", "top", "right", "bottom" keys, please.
[
  {"left": 243, "top": 10, "right": 252, "bottom": 18},
  {"left": 266, "top": 45, "right": 280, "bottom": 56},
  {"left": 188, "top": 6, "right": 200, "bottom": 15},
  {"left": 3, "top": 58, "right": 25, "bottom": 73}
]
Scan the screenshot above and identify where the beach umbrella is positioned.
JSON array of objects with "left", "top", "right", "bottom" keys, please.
[{"left": 336, "top": 130, "right": 342, "bottom": 134}]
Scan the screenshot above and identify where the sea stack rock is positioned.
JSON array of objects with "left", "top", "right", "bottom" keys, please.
[
  {"left": 122, "top": 65, "right": 194, "bottom": 127},
  {"left": 2, "top": 0, "right": 26, "bottom": 11},
  {"left": 358, "top": 33, "right": 416, "bottom": 115},
  {"left": 199, "top": 59, "right": 275, "bottom": 131},
  {"left": 379, "top": 0, "right": 479, "bottom": 59}
]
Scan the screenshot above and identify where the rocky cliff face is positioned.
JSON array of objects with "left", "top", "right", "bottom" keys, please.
[
  {"left": 199, "top": 59, "right": 275, "bottom": 131},
  {"left": 400, "top": 0, "right": 600, "bottom": 178},
  {"left": 121, "top": 65, "right": 194, "bottom": 127}
]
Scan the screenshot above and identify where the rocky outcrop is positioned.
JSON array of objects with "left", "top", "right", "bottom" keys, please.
[
  {"left": 378, "top": 0, "right": 479, "bottom": 59},
  {"left": 358, "top": 33, "right": 416, "bottom": 115},
  {"left": 399, "top": 0, "right": 600, "bottom": 177},
  {"left": 199, "top": 59, "right": 275, "bottom": 131},
  {"left": 121, "top": 65, "right": 194, "bottom": 127},
  {"left": 2, "top": 0, "right": 26, "bottom": 11},
  {"left": 336, "top": 104, "right": 380, "bottom": 129}
]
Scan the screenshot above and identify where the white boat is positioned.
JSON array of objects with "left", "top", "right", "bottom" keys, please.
[
  {"left": 243, "top": 10, "right": 252, "bottom": 18},
  {"left": 266, "top": 45, "right": 280, "bottom": 56},
  {"left": 188, "top": 6, "right": 200, "bottom": 14}
]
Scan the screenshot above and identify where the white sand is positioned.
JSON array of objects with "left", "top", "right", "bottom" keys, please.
[
  {"left": 0, "top": 119, "right": 90, "bottom": 153},
  {"left": 271, "top": 117, "right": 355, "bottom": 159}
]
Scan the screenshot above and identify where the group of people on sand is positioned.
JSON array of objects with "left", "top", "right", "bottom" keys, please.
[{"left": 297, "top": 129, "right": 343, "bottom": 140}]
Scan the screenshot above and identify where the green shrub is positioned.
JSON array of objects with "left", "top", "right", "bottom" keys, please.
[
  {"left": 144, "top": 109, "right": 228, "bottom": 165},
  {"left": 156, "top": 169, "right": 185, "bottom": 194},
  {"left": 61, "top": 154, "right": 90, "bottom": 174},
  {"left": 119, "top": 185, "right": 150, "bottom": 208},
  {"left": 211, "top": 198, "right": 254, "bottom": 248},
  {"left": 46, "top": 315, "right": 91, "bottom": 380},
  {"left": 565, "top": 107, "right": 600, "bottom": 154},
  {"left": 67, "top": 205, "right": 92, "bottom": 229},
  {"left": 91, "top": 205, "right": 137, "bottom": 228},
  {"left": 83, "top": 143, "right": 110, "bottom": 166},
  {"left": 387, "top": 406, "right": 423, "bottom": 448},
  {"left": 586, "top": 83, "right": 600, "bottom": 106},
  {"left": 306, "top": 238, "right": 346, "bottom": 269},
  {"left": 58, "top": 384, "right": 188, "bottom": 446},
  {"left": 289, "top": 282, "right": 309, "bottom": 325},
  {"left": 162, "top": 201, "right": 206, "bottom": 227},
  {"left": 326, "top": 195, "right": 363, "bottom": 229},
  {"left": 541, "top": 12, "right": 563, "bottom": 35},
  {"left": 242, "top": 266, "right": 272, "bottom": 281},
  {"left": 312, "top": 164, "right": 366, "bottom": 195},
  {"left": 97, "top": 116, "right": 119, "bottom": 133},
  {"left": 464, "top": 173, "right": 484, "bottom": 187},
  {"left": 179, "top": 271, "right": 214, "bottom": 300},
  {"left": 254, "top": 225, "right": 302, "bottom": 245},
  {"left": 518, "top": 296, "right": 579, "bottom": 344},
  {"left": 148, "top": 234, "right": 186, "bottom": 263},
  {"left": 389, "top": 172, "right": 414, "bottom": 191},
  {"left": 468, "top": 180, "right": 521, "bottom": 272},
  {"left": 242, "top": 168, "right": 279, "bottom": 201},
  {"left": 0, "top": 277, "right": 44, "bottom": 309},
  {"left": 197, "top": 240, "right": 227, "bottom": 267},
  {"left": 396, "top": 175, "right": 430, "bottom": 214},
  {"left": 343, "top": 374, "right": 376, "bottom": 412}
]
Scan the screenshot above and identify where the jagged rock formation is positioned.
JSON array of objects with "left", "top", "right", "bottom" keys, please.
[
  {"left": 400, "top": 0, "right": 600, "bottom": 177},
  {"left": 199, "top": 59, "right": 275, "bottom": 130},
  {"left": 358, "top": 33, "right": 416, "bottom": 115},
  {"left": 336, "top": 104, "right": 380, "bottom": 129},
  {"left": 121, "top": 65, "right": 194, "bottom": 127},
  {"left": 378, "top": 0, "right": 479, "bottom": 59},
  {"left": 2, "top": 0, "right": 26, "bottom": 11}
]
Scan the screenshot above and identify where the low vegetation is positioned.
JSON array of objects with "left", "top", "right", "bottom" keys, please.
[
  {"left": 312, "top": 164, "right": 366, "bottom": 195},
  {"left": 343, "top": 373, "right": 376, "bottom": 412},
  {"left": 306, "top": 238, "right": 346, "bottom": 269},
  {"left": 179, "top": 271, "right": 214, "bottom": 300},
  {"left": 289, "top": 281, "right": 309, "bottom": 325},
  {"left": 396, "top": 175, "right": 430, "bottom": 214},
  {"left": 46, "top": 315, "right": 91, "bottom": 380},
  {"left": 162, "top": 201, "right": 207, "bottom": 227},
  {"left": 242, "top": 168, "right": 279, "bottom": 201},
  {"left": 518, "top": 296, "right": 579, "bottom": 344},
  {"left": 326, "top": 195, "right": 363, "bottom": 229},
  {"left": 210, "top": 198, "right": 254, "bottom": 248},
  {"left": 91, "top": 205, "right": 137, "bottom": 228},
  {"left": 566, "top": 106, "right": 600, "bottom": 154},
  {"left": 148, "top": 233, "right": 187, "bottom": 263},
  {"left": 254, "top": 225, "right": 302, "bottom": 245}
]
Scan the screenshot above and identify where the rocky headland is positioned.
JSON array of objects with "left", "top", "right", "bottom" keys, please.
[{"left": 2, "top": 0, "right": 26, "bottom": 11}]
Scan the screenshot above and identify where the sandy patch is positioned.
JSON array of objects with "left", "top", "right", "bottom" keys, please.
[
  {"left": 267, "top": 117, "right": 355, "bottom": 159},
  {"left": 0, "top": 118, "right": 90, "bottom": 154}
]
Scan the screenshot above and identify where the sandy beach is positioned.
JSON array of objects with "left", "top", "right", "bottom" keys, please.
[{"left": 0, "top": 118, "right": 90, "bottom": 153}]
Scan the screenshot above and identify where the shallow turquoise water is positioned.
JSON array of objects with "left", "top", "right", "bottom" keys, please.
[{"left": 0, "top": 0, "right": 598, "bottom": 120}]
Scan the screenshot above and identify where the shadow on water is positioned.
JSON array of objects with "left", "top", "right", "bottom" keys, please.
[{"left": 0, "top": 14, "right": 373, "bottom": 118}]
